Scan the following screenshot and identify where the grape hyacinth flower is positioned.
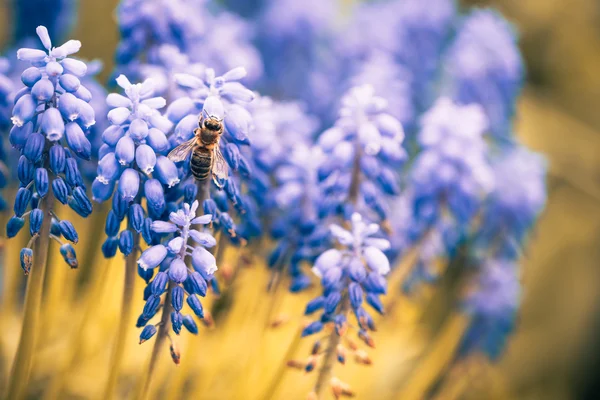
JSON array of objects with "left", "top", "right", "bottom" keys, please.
[
  {"left": 7, "top": 26, "right": 96, "bottom": 271},
  {"left": 92, "top": 74, "right": 176, "bottom": 257},
  {"left": 137, "top": 201, "right": 217, "bottom": 356},
  {"left": 298, "top": 213, "right": 390, "bottom": 393}
]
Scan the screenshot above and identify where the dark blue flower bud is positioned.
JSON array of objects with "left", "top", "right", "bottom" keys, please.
[
  {"left": 334, "top": 315, "right": 348, "bottom": 336},
  {"left": 29, "top": 208, "right": 43, "bottom": 236},
  {"left": 9, "top": 122, "right": 33, "bottom": 150},
  {"left": 65, "top": 122, "right": 91, "bottom": 160},
  {"left": 349, "top": 282, "right": 363, "bottom": 310},
  {"left": 76, "top": 99, "right": 96, "bottom": 128},
  {"left": 59, "top": 220, "right": 78, "bottom": 243},
  {"left": 31, "top": 78, "right": 54, "bottom": 102},
  {"left": 168, "top": 258, "right": 188, "bottom": 284},
  {"left": 18, "top": 156, "right": 34, "bottom": 185},
  {"left": 92, "top": 179, "right": 115, "bottom": 203},
  {"left": 50, "top": 217, "right": 61, "bottom": 237},
  {"left": 65, "top": 158, "right": 83, "bottom": 187},
  {"left": 59, "top": 74, "right": 80, "bottom": 93},
  {"left": 20, "top": 248, "right": 33, "bottom": 274},
  {"left": 238, "top": 156, "right": 251, "bottom": 178},
  {"left": 366, "top": 293, "right": 384, "bottom": 315},
  {"left": 213, "top": 191, "right": 229, "bottom": 212},
  {"left": 143, "top": 284, "right": 152, "bottom": 301},
  {"left": 171, "top": 286, "right": 184, "bottom": 312},
  {"left": 128, "top": 204, "right": 144, "bottom": 233},
  {"left": 183, "top": 183, "right": 197, "bottom": 205},
  {"left": 171, "top": 311, "right": 183, "bottom": 335},
  {"left": 112, "top": 193, "right": 129, "bottom": 219},
  {"left": 21, "top": 67, "right": 42, "bottom": 87},
  {"left": 7, "top": 216, "right": 25, "bottom": 238},
  {"left": 363, "top": 272, "right": 387, "bottom": 295},
  {"left": 301, "top": 321, "right": 323, "bottom": 337},
  {"left": 150, "top": 271, "right": 168, "bottom": 296},
  {"left": 71, "top": 187, "right": 92, "bottom": 216},
  {"left": 24, "top": 132, "right": 45, "bottom": 163},
  {"left": 141, "top": 217, "right": 153, "bottom": 245},
  {"left": 138, "top": 265, "right": 154, "bottom": 284},
  {"left": 224, "top": 179, "right": 238, "bottom": 202},
  {"left": 136, "top": 314, "right": 149, "bottom": 328},
  {"left": 203, "top": 199, "right": 219, "bottom": 221},
  {"left": 49, "top": 145, "right": 66, "bottom": 174},
  {"left": 35, "top": 168, "right": 49, "bottom": 198},
  {"left": 12, "top": 94, "right": 36, "bottom": 127},
  {"left": 220, "top": 213, "right": 236, "bottom": 236},
  {"left": 377, "top": 167, "right": 400, "bottom": 196},
  {"left": 139, "top": 325, "right": 157, "bottom": 344},
  {"left": 102, "top": 237, "right": 119, "bottom": 258},
  {"left": 305, "top": 296, "right": 325, "bottom": 315},
  {"left": 322, "top": 267, "right": 342, "bottom": 291},
  {"left": 102, "top": 125, "right": 124, "bottom": 147},
  {"left": 324, "top": 292, "right": 341, "bottom": 314},
  {"left": 144, "top": 179, "right": 165, "bottom": 217},
  {"left": 186, "top": 294, "right": 204, "bottom": 318},
  {"left": 59, "top": 243, "right": 78, "bottom": 268},
  {"left": 52, "top": 178, "right": 70, "bottom": 204},
  {"left": 105, "top": 213, "right": 121, "bottom": 240},
  {"left": 142, "top": 295, "right": 161, "bottom": 319},
  {"left": 118, "top": 230, "right": 134, "bottom": 255},
  {"left": 182, "top": 315, "right": 198, "bottom": 334},
  {"left": 290, "top": 275, "right": 311, "bottom": 293},
  {"left": 14, "top": 188, "right": 32, "bottom": 217},
  {"left": 224, "top": 143, "right": 240, "bottom": 170},
  {"left": 187, "top": 272, "right": 207, "bottom": 297},
  {"left": 348, "top": 259, "right": 366, "bottom": 283}
]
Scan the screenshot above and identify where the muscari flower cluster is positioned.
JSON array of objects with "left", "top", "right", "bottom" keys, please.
[
  {"left": 6, "top": 26, "right": 95, "bottom": 272},
  {"left": 0, "top": 56, "right": 14, "bottom": 210},
  {"left": 137, "top": 201, "right": 218, "bottom": 347}
]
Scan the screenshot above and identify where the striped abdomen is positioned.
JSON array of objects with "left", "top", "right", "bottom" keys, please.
[{"left": 191, "top": 146, "right": 212, "bottom": 181}]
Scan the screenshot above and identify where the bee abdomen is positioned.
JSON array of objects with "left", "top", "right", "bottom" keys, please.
[{"left": 191, "top": 147, "right": 212, "bottom": 181}]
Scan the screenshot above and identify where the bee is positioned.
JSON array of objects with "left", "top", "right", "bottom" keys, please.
[{"left": 168, "top": 110, "right": 229, "bottom": 187}]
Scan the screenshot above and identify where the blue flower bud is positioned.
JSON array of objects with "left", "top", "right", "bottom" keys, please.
[
  {"left": 13, "top": 86, "right": 31, "bottom": 104},
  {"left": 21, "top": 67, "right": 42, "bottom": 87},
  {"left": 31, "top": 78, "right": 54, "bottom": 102},
  {"left": 24, "top": 132, "right": 45, "bottom": 163},
  {"left": 181, "top": 184, "right": 197, "bottom": 206},
  {"left": 18, "top": 156, "right": 34, "bottom": 185},
  {"left": 29, "top": 208, "right": 43, "bottom": 236},
  {"left": 49, "top": 145, "right": 66, "bottom": 174},
  {"left": 186, "top": 294, "right": 204, "bottom": 318},
  {"left": 118, "top": 168, "right": 140, "bottom": 202},
  {"left": 59, "top": 220, "right": 78, "bottom": 243},
  {"left": 128, "top": 204, "right": 144, "bottom": 233},
  {"left": 291, "top": 275, "right": 312, "bottom": 293},
  {"left": 45, "top": 61, "right": 63, "bottom": 76},
  {"left": 77, "top": 100, "right": 95, "bottom": 128},
  {"left": 224, "top": 105, "right": 251, "bottom": 145},
  {"left": 322, "top": 267, "right": 342, "bottom": 290},
  {"left": 238, "top": 156, "right": 251, "bottom": 177},
  {"left": 155, "top": 156, "right": 180, "bottom": 187},
  {"left": 141, "top": 217, "right": 153, "bottom": 245},
  {"left": 50, "top": 217, "right": 61, "bottom": 236},
  {"left": 220, "top": 213, "right": 236, "bottom": 236},
  {"left": 71, "top": 186, "right": 92, "bottom": 216},
  {"left": 65, "top": 158, "right": 83, "bottom": 187},
  {"left": 349, "top": 282, "right": 363, "bottom": 310},
  {"left": 97, "top": 152, "right": 120, "bottom": 184},
  {"left": 325, "top": 292, "right": 341, "bottom": 314},
  {"left": 65, "top": 122, "right": 91, "bottom": 159},
  {"left": 14, "top": 188, "right": 32, "bottom": 217},
  {"left": 116, "top": 136, "right": 135, "bottom": 166},
  {"left": 168, "top": 258, "right": 188, "bottom": 284},
  {"left": 102, "top": 125, "right": 124, "bottom": 147},
  {"left": 60, "top": 243, "right": 78, "bottom": 268},
  {"left": 105, "top": 210, "right": 120, "bottom": 236},
  {"left": 166, "top": 97, "right": 195, "bottom": 122},
  {"left": 41, "top": 108, "right": 65, "bottom": 141},
  {"left": 138, "top": 245, "right": 168, "bottom": 270},
  {"left": 187, "top": 271, "right": 207, "bottom": 297},
  {"left": 12, "top": 94, "right": 36, "bottom": 127},
  {"left": 144, "top": 179, "right": 165, "bottom": 216},
  {"left": 142, "top": 295, "right": 161, "bottom": 319},
  {"left": 301, "top": 321, "right": 323, "bottom": 337},
  {"left": 182, "top": 315, "right": 198, "bottom": 334},
  {"left": 171, "top": 285, "right": 184, "bottom": 312},
  {"left": 150, "top": 271, "right": 168, "bottom": 296},
  {"left": 305, "top": 296, "right": 325, "bottom": 315},
  {"left": 61, "top": 58, "right": 87, "bottom": 77},
  {"left": 136, "top": 314, "right": 149, "bottom": 328},
  {"left": 348, "top": 258, "right": 366, "bottom": 283},
  {"left": 189, "top": 230, "right": 216, "bottom": 247},
  {"left": 224, "top": 143, "right": 240, "bottom": 170},
  {"left": 7, "top": 216, "right": 25, "bottom": 238},
  {"left": 171, "top": 311, "right": 183, "bottom": 335},
  {"left": 35, "top": 168, "right": 49, "bottom": 198},
  {"left": 119, "top": 229, "right": 134, "bottom": 255},
  {"left": 203, "top": 199, "right": 219, "bottom": 220},
  {"left": 52, "top": 178, "right": 70, "bottom": 204},
  {"left": 363, "top": 272, "right": 387, "bottom": 295},
  {"left": 139, "top": 325, "right": 157, "bottom": 344},
  {"left": 130, "top": 118, "right": 149, "bottom": 141},
  {"left": 58, "top": 92, "right": 80, "bottom": 121},
  {"left": 377, "top": 167, "right": 400, "bottom": 196},
  {"left": 191, "top": 247, "right": 217, "bottom": 277},
  {"left": 74, "top": 85, "right": 92, "bottom": 102},
  {"left": 20, "top": 248, "right": 33, "bottom": 274},
  {"left": 108, "top": 107, "right": 131, "bottom": 125},
  {"left": 9, "top": 122, "right": 33, "bottom": 149},
  {"left": 146, "top": 128, "right": 170, "bottom": 154},
  {"left": 366, "top": 293, "right": 384, "bottom": 315},
  {"left": 106, "top": 93, "right": 132, "bottom": 108},
  {"left": 220, "top": 83, "right": 254, "bottom": 105},
  {"left": 138, "top": 265, "right": 154, "bottom": 284},
  {"left": 59, "top": 74, "right": 80, "bottom": 93},
  {"left": 136, "top": 144, "right": 156, "bottom": 174}
]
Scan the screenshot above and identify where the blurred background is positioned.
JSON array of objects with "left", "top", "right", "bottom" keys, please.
[{"left": 0, "top": 0, "right": 599, "bottom": 399}]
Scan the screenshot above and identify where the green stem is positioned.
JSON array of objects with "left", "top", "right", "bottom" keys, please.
[
  {"left": 102, "top": 233, "right": 140, "bottom": 400},
  {"left": 5, "top": 188, "right": 54, "bottom": 400}
]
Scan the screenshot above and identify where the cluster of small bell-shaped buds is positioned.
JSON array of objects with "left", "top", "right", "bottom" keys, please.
[
  {"left": 136, "top": 201, "right": 219, "bottom": 349},
  {"left": 6, "top": 26, "right": 96, "bottom": 272},
  {"left": 92, "top": 74, "right": 179, "bottom": 257},
  {"left": 316, "top": 84, "right": 406, "bottom": 223},
  {"left": 297, "top": 213, "right": 390, "bottom": 372}
]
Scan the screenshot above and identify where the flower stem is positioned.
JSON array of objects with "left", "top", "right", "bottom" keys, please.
[
  {"left": 102, "top": 232, "right": 140, "bottom": 400},
  {"left": 5, "top": 187, "right": 55, "bottom": 400}
]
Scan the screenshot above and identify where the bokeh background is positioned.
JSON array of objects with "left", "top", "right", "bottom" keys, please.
[{"left": 0, "top": 0, "right": 599, "bottom": 399}]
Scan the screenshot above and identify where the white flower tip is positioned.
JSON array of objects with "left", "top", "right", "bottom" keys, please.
[{"left": 115, "top": 74, "right": 132, "bottom": 89}]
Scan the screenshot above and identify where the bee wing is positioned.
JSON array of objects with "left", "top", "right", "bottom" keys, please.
[
  {"left": 211, "top": 144, "right": 229, "bottom": 188},
  {"left": 167, "top": 138, "right": 196, "bottom": 162}
]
